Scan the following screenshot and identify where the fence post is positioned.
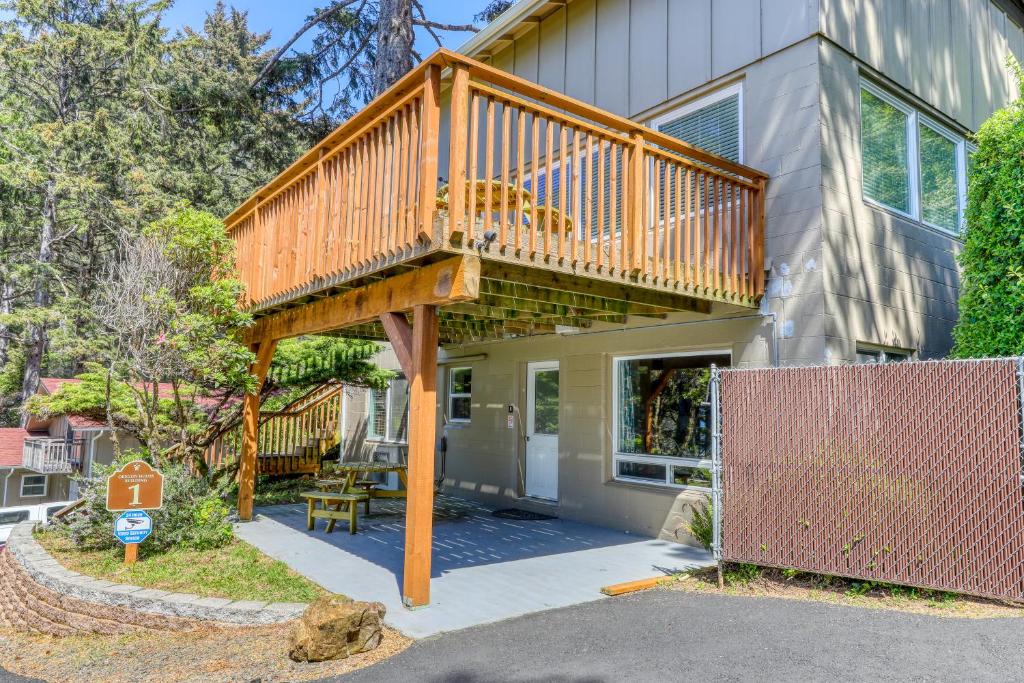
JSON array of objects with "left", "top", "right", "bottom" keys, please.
[
  {"left": 1017, "top": 357, "right": 1024, "bottom": 484},
  {"left": 710, "top": 364, "right": 723, "bottom": 589}
]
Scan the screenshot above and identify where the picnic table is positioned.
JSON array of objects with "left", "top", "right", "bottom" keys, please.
[{"left": 318, "top": 461, "right": 409, "bottom": 499}]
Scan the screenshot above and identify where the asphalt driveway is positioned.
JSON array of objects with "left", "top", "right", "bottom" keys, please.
[{"left": 331, "top": 590, "right": 1024, "bottom": 682}]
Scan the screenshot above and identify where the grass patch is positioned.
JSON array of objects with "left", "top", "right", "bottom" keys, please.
[{"left": 36, "top": 531, "right": 325, "bottom": 603}]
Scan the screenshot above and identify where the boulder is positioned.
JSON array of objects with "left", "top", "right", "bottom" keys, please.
[{"left": 288, "top": 595, "right": 386, "bottom": 662}]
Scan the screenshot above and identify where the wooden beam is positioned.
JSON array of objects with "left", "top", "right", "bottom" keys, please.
[
  {"left": 237, "top": 339, "right": 278, "bottom": 522},
  {"left": 403, "top": 304, "right": 439, "bottom": 608},
  {"left": 380, "top": 312, "right": 413, "bottom": 377},
  {"left": 245, "top": 255, "right": 481, "bottom": 343},
  {"left": 477, "top": 282, "right": 671, "bottom": 318},
  {"left": 479, "top": 265, "right": 713, "bottom": 314}
]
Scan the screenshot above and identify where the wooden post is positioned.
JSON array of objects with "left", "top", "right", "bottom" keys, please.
[
  {"left": 447, "top": 64, "right": 470, "bottom": 243},
  {"left": 402, "top": 304, "right": 439, "bottom": 608},
  {"left": 124, "top": 542, "right": 138, "bottom": 565},
  {"left": 237, "top": 339, "right": 279, "bottom": 522},
  {"left": 417, "top": 64, "right": 442, "bottom": 244}
]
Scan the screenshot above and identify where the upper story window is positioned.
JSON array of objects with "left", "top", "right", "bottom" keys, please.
[
  {"left": 650, "top": 84, "right": 743, "bottom": 163},
  {"left": 448, "top": 367, "right": 472, "bottom": 422},
  {"left": 859, "top": 81, "right": 971, "bottom": 235},
  {"left": 367, "top": 375, "right": 408, "bottom": 442}
]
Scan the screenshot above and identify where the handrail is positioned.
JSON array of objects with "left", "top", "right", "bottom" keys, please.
[{"left": 224, "top": 48, "right": 765, "bottom": 231}]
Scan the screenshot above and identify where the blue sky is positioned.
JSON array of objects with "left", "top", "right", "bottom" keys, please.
[{"left": 161, "top": 0, "right": 490, "bottom": 54}]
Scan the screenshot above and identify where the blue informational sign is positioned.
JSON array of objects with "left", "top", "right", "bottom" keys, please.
[{"left": 114, "top": 510, "right": 153, "bottom": 545}]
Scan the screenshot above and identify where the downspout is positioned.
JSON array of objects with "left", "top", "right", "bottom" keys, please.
[
  {"left": 87, "top": 430, "right": 104, "bottom": 479},
  {"left": 2, "top": 467, "right": 14, "bottom": 507}
]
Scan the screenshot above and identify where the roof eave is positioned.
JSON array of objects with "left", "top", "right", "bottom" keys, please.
[{"left": 455, "top": 0, "right": 549, "bottom": 58}]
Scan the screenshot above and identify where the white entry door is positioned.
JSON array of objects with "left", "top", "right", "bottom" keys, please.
[{"left": 525, "top": 361, "right": 559, "bottom": 500}]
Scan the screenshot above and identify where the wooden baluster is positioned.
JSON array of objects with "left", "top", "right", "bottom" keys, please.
[
  {"left": 745, "top": 185, "right": 754, "bottom": 299},
  {"left": 515, "top": 106, "right": 526, "bottom": 252},
  {"left": 663, "top": 162, "right": 672, "bottom": 283},
  {"left": 543, "top": 118, "right": 554, "bottom": 256},
  {"left": 755, "top": 178, "right": 766, "bottom": 297},
  {"left": 417, "top": 65, "right": 441, "bottom": 244},
  {"left": 556, "top": 123, "right": 568, "bottom": 261},
  {"left": 571, "top": 128, "right": 581, "bottom": 266},
  {"left": 484, "top": 96, "right": 495, "bottom": 240},
  {"left": 356, "top": 136, "right": 369, "bottom": 267},
  {"left": 467, "top": 90, "right": 480, "bottom": 241},
  {"left": 369, "top": 125, "right": 382, "bottom": 259},
  {"left": 651, "top": 156, "right": 660, "bottom": 281},
  {"left": 731, "top": 182, "right": 740, "bottom": 297},
  {"left": 674, "top": 165, "right": 683, "bottom": 285},
  {"left": 584, "top": 132, "right": 594, "bottom": 268},
  {"left": 399, "top": 105, "right": 413, "bottom": 249},
  {"left": 529, "top": 113, "right": 540, "bottom": 257},
  {"left": 702, "top": 172, "right": 711, "bottom": 291},
  {"left": 394, "top": 110, "right": 407, "bottom": 252},
  {"left": 603, "top": 141, "right": 612, "bottom": 271},
  {"left": 409, "top": 100, "right": 421, "bottom": 243},
  {"left": 500, "top": 100, "right": 511, "bottom": 251},
  {"left": 448, "top": 66, "right": 470, "bottom": 243}
]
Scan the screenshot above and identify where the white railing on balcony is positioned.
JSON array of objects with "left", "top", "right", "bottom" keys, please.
[{"left": 22, "top": 438, "right": 77, "bottom": 474}]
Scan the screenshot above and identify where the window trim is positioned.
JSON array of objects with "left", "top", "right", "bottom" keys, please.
[
  {"left": 447, "top": 366, "right": 473, "bottom": 424},
  {"left": 611, "top": 349, "right": 730, "bottom": 490},
  {"left": 20, "top": 474, "right": 47, "bottom": 498},
  {"left": 859, "top": 79, "right": 969, "bottom": 237},
  {"left": 647, "top": 82, "right": 744, "bottom": 164}
]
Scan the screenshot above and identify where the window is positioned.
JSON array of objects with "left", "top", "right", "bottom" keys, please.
[
  {"left": 20, "top": 474, "right": 47, "bottom": 498},
  {"left": 613, "top": 352, "right": 729, "bottom": 489},
  {"left": 448, "top": 367, "right": 472, "bottom": 422},
  {"left": 0, "top": 509, "right": 29, "bottom": 524},
  {"left": 855, "top": 345, "right": 913, "bottom": 364},
  {"left": 650, "top": 84, "right": 743, "bottom": 163},
  {"left": 859, "top": 81, "right": 969, "bottom": 234},
  {"left": 367, "top": 375, "right": 409, "bottom": 442}
]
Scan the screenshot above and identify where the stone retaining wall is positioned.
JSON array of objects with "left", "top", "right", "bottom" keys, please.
[{"left": 2, "top": 522, "right": 306, "bottom": 635}]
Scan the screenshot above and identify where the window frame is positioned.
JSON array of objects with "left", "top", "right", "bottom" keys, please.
[
  {"left": 855, "top": 344, "right": 915, "bottom": 364},
  {"left": 647, "top": 82, "right": 744, "bottom": 164},
  {"left": 447, "top": 366, "right": 473, "bottom": 424},
  {"left": 859, "top": 79, "right": 969, "bottom": 237},
  {"left": 366, "top": 375, "right": 409, "bottom": 444},
  {"left": 611, "top": 349, "right": 730, "bottom": 490},
  {"left": 20, "top": 474, "right": 47, "bottom": 498}
]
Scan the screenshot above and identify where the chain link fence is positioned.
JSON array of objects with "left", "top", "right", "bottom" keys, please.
[{"left": 711, "top": 358, "right": 1024, "bottom": 601}]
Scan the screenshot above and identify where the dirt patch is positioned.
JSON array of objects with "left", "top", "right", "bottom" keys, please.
[
  {"left": 0, "top": 621, "right": 411, "bottom": 683},
  {"left": 666, "top": 565, "right": 1024, "bottom": 619}
]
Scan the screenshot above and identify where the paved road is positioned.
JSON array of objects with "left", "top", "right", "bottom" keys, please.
[{"left": 331, "top": 590, "right": 1024, "bottom": 682}]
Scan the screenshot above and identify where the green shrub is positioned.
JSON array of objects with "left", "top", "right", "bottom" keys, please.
[
  {"left": 952, "top": 59, "right": 1024, "bottom": 357},
  {"left": 56, "top": 452, "right": 233, "bottom": 555},
  {"left": 685, "top": 494, "right": 714, "bottom": 551}
]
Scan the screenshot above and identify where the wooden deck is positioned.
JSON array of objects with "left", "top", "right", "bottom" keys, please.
[
  {"left": 225, "top": 49, "right": 768, "bottom": 344},
  {"left": 226, "top": 49, "right": 769, "bottom": 608}
]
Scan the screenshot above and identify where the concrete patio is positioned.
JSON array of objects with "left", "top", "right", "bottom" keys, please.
[{"left": 234, "top": 495, "right": 712, "bottom": 638}]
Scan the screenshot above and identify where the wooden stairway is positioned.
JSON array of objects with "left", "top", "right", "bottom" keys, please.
[{"left": 204, "top": 382, "right": 344, "bottom": 476}]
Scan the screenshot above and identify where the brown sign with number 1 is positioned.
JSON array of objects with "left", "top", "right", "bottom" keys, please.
[{"left": 106, "top": 460, "right": 164, "bottom": 511}]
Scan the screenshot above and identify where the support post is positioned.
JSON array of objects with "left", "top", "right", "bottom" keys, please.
[
  {"left": 237, "top": 339, "right": 279, "bottom": 522},
  {"left": 402, "top": 304, "right": 439, "bottom": 608},
  {"left": 710, "top": 364, "right": 723, "bottom": 589}
]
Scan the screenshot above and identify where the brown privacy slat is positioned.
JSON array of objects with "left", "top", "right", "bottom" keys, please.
[{"left": 720, "top": 359, "right": 1024, "bottom": 602}]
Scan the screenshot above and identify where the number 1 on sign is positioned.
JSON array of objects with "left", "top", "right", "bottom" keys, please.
[{"left": 128, "top": 483, "right": 141, "bottom": 506}]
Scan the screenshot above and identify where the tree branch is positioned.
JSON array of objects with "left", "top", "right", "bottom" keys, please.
[
  {"left": 250, "top": 0, "right": 362, "bottom": 90},
  {"left": 412, "top": 19, "right": 479, "bottom": 33}
]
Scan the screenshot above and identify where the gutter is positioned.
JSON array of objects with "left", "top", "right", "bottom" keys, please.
[
  {"left": 2, "top": 467, "right": 13, "bottom": 507},
  {"left": 456, "top": 0, "right": 549, "bottom": 57}
]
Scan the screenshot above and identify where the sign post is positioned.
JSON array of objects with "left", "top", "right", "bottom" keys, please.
[{"left": 106, "top": 460, "right": 163, "bottom": 565}]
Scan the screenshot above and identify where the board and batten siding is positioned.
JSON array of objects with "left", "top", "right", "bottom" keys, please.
[
  {"left": 487, "top": 0, "right": 819, "bottom": 119},
  {"left": 821, "top": 0, "right": 1024, "bottom": 131}
]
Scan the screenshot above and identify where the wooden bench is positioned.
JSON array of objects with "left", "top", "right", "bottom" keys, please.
[{"left": 300, "top": 491, "right": 369, "bottom": 534}]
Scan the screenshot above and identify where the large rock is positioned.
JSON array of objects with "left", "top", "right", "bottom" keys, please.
[{"left": 288, "top": 595, "right": 386, "bottom": 662}]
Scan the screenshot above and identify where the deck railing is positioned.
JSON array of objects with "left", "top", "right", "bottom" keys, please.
[
  {"left": 225, "top": 49, "right": 767, "bottom": 311},
  {"left": 22, "top": 438, "right": 79, "bottom": 474},
  {"left": 204, "top": 382, "right": 343, "bottom": 475}
]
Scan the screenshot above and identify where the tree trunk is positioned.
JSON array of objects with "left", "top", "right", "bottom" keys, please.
[
  {"left": 372, "top": 0, "right": 414, "bottom": 96},
  {"left": 20, "top": 179, "right": 56, "bottom": 404},
  {"left": 0, "top": 268, "right": 13, "bottom": 372}
]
